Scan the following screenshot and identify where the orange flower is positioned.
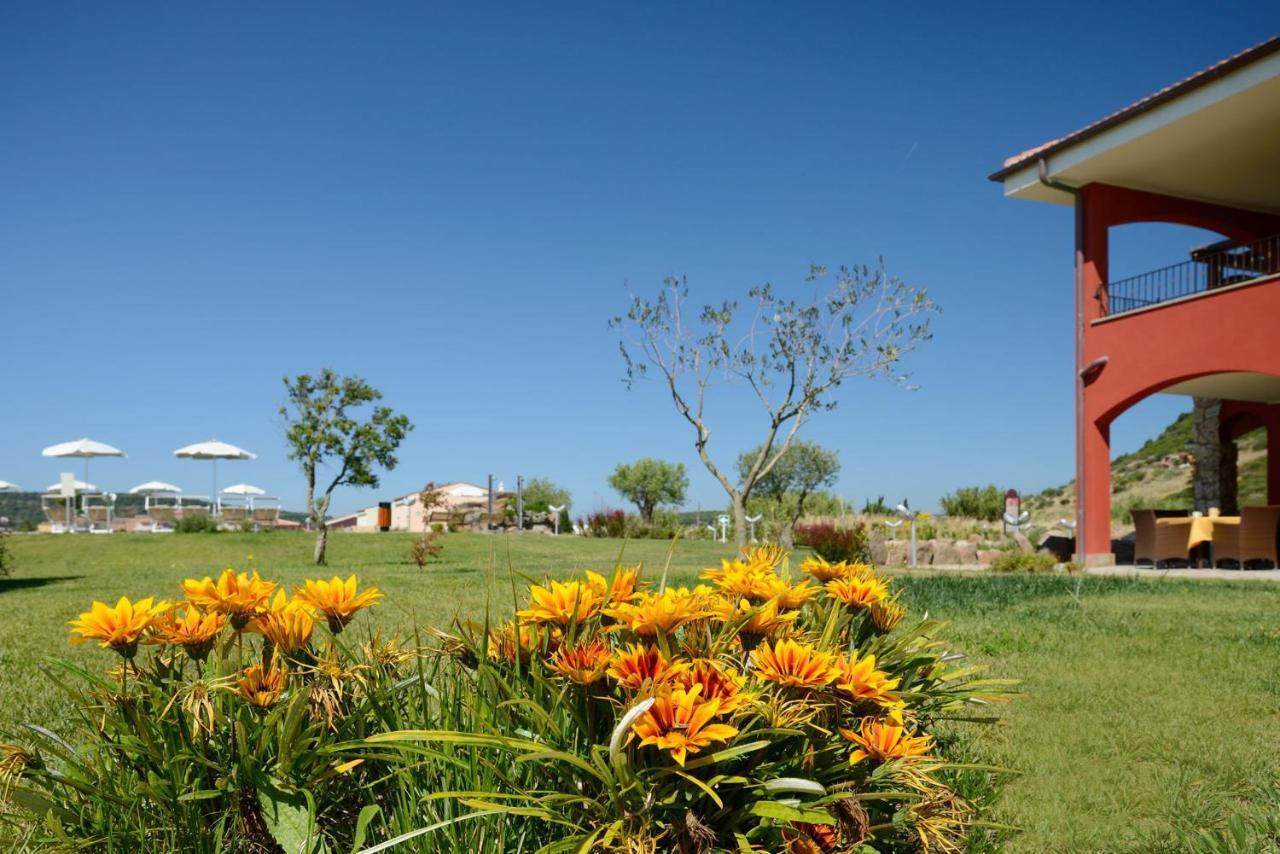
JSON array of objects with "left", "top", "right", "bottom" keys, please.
[
  {"left": 750, "top": 638, "right": 842, "bottom": 689},
  {"left": 237, "top": 658, "right": 287, "bottom": 709},
  {"left": 149, "top": 607, "right": 227, "bottom": 661},
  {"left": 487, "top": 621, "right": 558, "bottom": 664},
  {"left": 701, "top": 558, "right": 785, "bottom": 604},
  {"left": 775, "top": 580, "right": 819, "bottom": 611},
  {"left": 825, "top": 574, "right": 888, "bottom": 610},
  {"left": 603, "top": 586, "right": 713, "bottom": 636},
  {"left": 516, "top": 579, "right": 601, "bottom": 627},
  {"left": 587, "top": 566, "right": 642, "bottom": 604},
  {"left": 69, "top": 596, "right": 169, "bottom": 658},
  {"left": 840, "top": 713, "right": 932, "bottom": 765},
  {"left": 869, "top": 598, "right": 906, "bottom": 633},
  {"left": 294, "top": 575, "right": 383, "bottom": 632},
  {"left": 742, "top": 543, "right": 786, "bottom": 569},
  {"left": 248, "top": 591, "right": 315, "bottom": 653},
  {"left": 182, "top": 569, "right": 276, "bottom": 627},
  {"left": 606, "top": 643, "right": 689, "bottom": 690},
  {"left": 835, "top": 652, "right": 901, "bottom": 707},
  {"left": 549, "top": 639, "right": 612, "bottom": 685},
  {"left": 719, "top": 597, "right": 798, "bottom": 644},
  {"left": 674, "top": 660, "right": 752, "bottom": 715},
  {"left": 798, "top": 558, "right": 849, "bottom": 583},
  {"left": 631, "top": 685, "right": 738, "bottom": 766}
]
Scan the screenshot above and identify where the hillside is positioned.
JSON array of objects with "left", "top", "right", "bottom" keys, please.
[{"left": 1025, "top": 410, "right": 1268, "bottom": 528}]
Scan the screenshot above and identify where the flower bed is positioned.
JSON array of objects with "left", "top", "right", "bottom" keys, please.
[{"left": 1, "top": 550, "right": 1012, "bottom": 852}]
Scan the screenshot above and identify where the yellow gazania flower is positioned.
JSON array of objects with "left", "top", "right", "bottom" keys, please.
[
  {"left": 674, "top": 660, "right": 752, "bottom": 715},
  {"left": 549, "top": 639, "right": 612, "bottom": 685},
  {"left": 516, "top": 579, "right": 601, "bottom": 627},
  {"left": 825, "top": 574, "right": 889, "bottom": 610},
  {"left": 69, "top": 596, "right": 169, "bottom": 658},
  {"left": 840, "top": 713, "right": 933, "bottom": 765},
  {"left": 293, "top": 575, "right": 383, "bottom": 632},
  {"left": 800, "top": 555, "right": 872, "bottom": 583},
  {"left": 700, "top": 559, "right": 785, "bottom": 604},
  {"left": 869, "top": 598, "right": 906, "bottom": 633},
  {"left": 487, "top": 621, "right": 560, "bottom": 664},
  {"left": 182, "top": 568, "right": 277, "bottom": 627},
  {"left": 741, "top": 543, "right": 786, "bottom": 569},
  {"left": 719, "top": 597, "right": 799, "bottom": 644},
  {"left": 835, "top": 652, "right": 901, "bottom": 707},
  {"left": 248, "top": 591, "right": 316, "bottom": 653},
  {"left": 750, "top": 638, "right": 842, "bottom": 689},
  {"left": 606, "top": 643, "right": 689, "bottom": 690},
  {"left": 585, "top": 565, "right": 642, "bottom": 603},
  {"left": 631, "top": 685, "right": 739, "bottom": 766},
  {"left": 237, "top": 658, "right": 288, "bottom": 709},
  {"left": 775, "top": 580, "right": 819, "bottom": 611},
  {"left": 603, "top": 587, "right": 713, "bottom": 636},
  {"left": 149, "top": 607, "right": 227, "bottom": 661}
]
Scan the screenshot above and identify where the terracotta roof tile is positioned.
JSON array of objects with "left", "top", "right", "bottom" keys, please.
[{"left": 991, "top": 36, "right": 1280, "bottom": 181}]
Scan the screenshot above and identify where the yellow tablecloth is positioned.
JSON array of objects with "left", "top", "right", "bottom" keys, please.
[{"left": 1156, "top": 515, "right": 1240, "bottom": 548}]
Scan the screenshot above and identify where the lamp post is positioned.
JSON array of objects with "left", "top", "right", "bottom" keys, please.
[
  {"left": 895, "top": 499, "right": 922, "bottom": 568},
  {"left": 745, "top": 514, "right": 762, "bottom": 544},
  {"left": 548, "top": 504, "right": 566, "bottom": 535},
  {"left": 716, "top": 514, "right": 730, "bottom": 544}
]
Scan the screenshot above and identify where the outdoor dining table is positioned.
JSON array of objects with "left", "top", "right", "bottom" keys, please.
[{"left": 1156, "top": 515, "right": 1240, "bottom": 563}]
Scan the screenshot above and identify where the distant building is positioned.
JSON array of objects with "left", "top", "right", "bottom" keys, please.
[{"left": 334, "top": 482, "right": 504, "bottom": 532}]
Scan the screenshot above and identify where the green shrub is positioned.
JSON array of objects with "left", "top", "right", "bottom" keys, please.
[
  {"left": 174, "top": 513, "right": 219, "bottom": 534},
  {"left": 990, "top": 551, "right": 1058, "bottom": 573},
  {"left": 0, "top": 531, "right": 10, "bottom": 577},
  {"left": 939, "top": 485, "right": 1004, "bottom": 522}
]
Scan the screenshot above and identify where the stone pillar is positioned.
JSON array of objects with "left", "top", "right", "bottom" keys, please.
[{"left": 1192, "top": 398, "right": 1234, "bottom": 513}]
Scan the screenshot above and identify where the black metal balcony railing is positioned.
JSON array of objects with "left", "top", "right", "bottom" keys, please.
[{"left": 1104, "top": 232, "right": 1280, "bottom": 316}]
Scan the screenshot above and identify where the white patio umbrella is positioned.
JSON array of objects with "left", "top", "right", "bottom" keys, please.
[
  {"left": 129, "top": 481, "right": 183, "bottom": 495},
  {"left": 0, "top": 480, "right": 20, "bottom": 492},
  {"left": 173, "top": 440, "right": 255, "bottom": 499},
  {"left": 221, "top": 483, "right": 265, "bottom": 496},
  {"left": 44, "top": 480, "right": 97, "bottom": 493},
  {"left": 42, "top": 437, "right": 126, "bottom": 486}
]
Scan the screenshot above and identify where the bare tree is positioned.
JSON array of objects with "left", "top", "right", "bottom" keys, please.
[{"left": 613, "top": 263, "right": 935, "bottom": 548}]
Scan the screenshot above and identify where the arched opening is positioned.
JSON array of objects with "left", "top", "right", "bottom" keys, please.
[{"left": 1099, "top": 372, "right": 1280, "bottom": 566}]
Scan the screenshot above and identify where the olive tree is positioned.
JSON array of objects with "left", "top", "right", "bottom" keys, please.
[
  {"left": 608, "top": 458, "right": 688, "bottom": 522},
  {"left": 281, "top": 370, "right": 414, "bottom": 565},
  {"left": 614, "top": 264, "right": 934, "bottom": 548},
  {"left": 738, "top": 440, "right": 840, "bottom": 549}
]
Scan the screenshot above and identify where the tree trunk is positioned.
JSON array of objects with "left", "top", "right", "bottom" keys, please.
[
  {"left": 641, "top": 502, "right": 654, "bottom": 523},
  {"left": 731, "top": 494, "right": 748, "bottom": 550},
  {"left": 780, "top": 523, "right": 795, "bottom": 551},
  {"left": 313, "top": 523, "right": 328, "bottom": 565}
]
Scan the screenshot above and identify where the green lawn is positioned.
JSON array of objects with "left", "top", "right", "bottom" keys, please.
[{"left": 4, "top": 531, "right": 1280, "bottom": 851}]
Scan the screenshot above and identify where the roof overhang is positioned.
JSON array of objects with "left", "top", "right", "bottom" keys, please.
[
  {"left": 1161, "top": 372, "right": 1280, "bottom": 404},
  {"left": 992, "top": 39, "right": 1280, "bottom": 214}
]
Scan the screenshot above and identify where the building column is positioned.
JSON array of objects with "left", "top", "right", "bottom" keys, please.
[
  {"left": 1192, "top": 398, "right": 1234, "bottom": 513},
  {"left": 1082, "top": 415, "right": 1113, "bottom": 564},
  {"left": 1269, "top": 417, "right": 1280, "bottom": 506}
]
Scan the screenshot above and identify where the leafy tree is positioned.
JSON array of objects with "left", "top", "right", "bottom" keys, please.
[
  {"left": 521, "top": 477, "right": 572, "bottom": 532},
  {"left": 939, "top": 484, "right": 1004, "bottom": 522},
  {"left": 608, "top": 459, "right": 688, "bottom": 522},
  {"left": 281, "top": 370, "right": 414, "bottom": 565},
  {"left": 614, "top": 264, "right": 935, "bottom": 547},
  {"left": 521, "top": 477, "right": 572, "bottom": 513},
  {"left": 738, "top": 440, "right": 840, "bottom": 549}
]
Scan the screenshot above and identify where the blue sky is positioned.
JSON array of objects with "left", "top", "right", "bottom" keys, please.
[{"left": 0, "top": 3, "right": 1268, "bottom": 516}]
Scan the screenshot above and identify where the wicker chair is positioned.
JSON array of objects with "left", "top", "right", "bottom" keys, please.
[
  {"left": 252, "top": 507, "right": 279, "bottom": 530},
  {"left": 1152, "top": 518, "right": 1195, "bottom": 567},
  {"left": 149, "top": 506, "right": 177, "bottom": 532},
  {"left": 1213, "top": 505, "right": 1280, "bottom": 569},
  {"left": 1131, "top": 510, "right": 1157, "bottom": 565},
  {"left": 219, "top": 506, "right": 247, "bottom": 528}
]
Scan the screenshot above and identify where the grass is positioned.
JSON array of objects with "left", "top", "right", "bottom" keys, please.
[{"left": 5, "top": 532, "right": 1280, "bottom": 851}]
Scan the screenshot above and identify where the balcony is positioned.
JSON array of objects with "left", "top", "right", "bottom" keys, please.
[{"left": 1104, "top": 233, "right": 1280, "bottom": 316}]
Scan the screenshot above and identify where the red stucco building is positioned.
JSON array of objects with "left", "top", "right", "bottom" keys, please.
[{"left": 991, "top": 37, "right": 1280, "bottom": 564}]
